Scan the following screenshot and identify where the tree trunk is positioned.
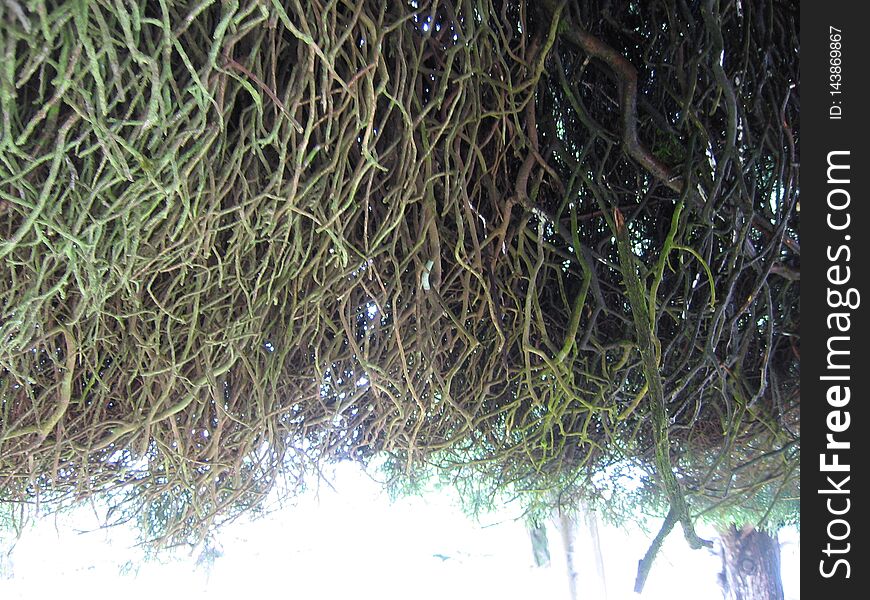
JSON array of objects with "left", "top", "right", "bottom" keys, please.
[
  {"left": 529, "top": 519, "right": 551, "bottom": 567},
  {"left": 550, "top": 502, "right": 608, "bottom": 600},
  {"left": 717, "top": 525, "right": 784, "bottom": 600},
  {"left": 528, "top": 501, "right": 609, "bottom": 600},
  {"left": 558, "top": 510, "right": 579, "bottom": 600},
  {"left": 583, "top": 505, "right": 608, "bottom": 600}
]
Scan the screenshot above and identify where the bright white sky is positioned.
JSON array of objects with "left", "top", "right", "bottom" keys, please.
[{"left": 0, "top": 460, "right": 798, "bottom": 600}]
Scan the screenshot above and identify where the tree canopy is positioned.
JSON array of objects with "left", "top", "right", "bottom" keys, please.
[{"left": 1, "top": 0, "right": 798, "bottom": 556}]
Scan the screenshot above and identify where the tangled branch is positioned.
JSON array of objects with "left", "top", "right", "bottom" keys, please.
[{"left": 1, "top": 0, "right": 798, "bottom": 555}]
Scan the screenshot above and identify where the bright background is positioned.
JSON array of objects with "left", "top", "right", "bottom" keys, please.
[{"left": 0, "top": 461, "right": 798, "bottom": 599}]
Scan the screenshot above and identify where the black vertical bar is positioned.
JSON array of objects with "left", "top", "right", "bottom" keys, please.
[{"left": 802, "top": 1, "right": 869, "bottom": 596}]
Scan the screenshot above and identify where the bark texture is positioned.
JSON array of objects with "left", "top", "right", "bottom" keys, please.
[{"left": 718, "top": 526, "right": 784, "bottom": 600}]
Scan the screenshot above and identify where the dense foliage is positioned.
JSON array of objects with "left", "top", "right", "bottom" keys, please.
[{"left": 1, "top": 0, "right": 798, "bottom": 552}]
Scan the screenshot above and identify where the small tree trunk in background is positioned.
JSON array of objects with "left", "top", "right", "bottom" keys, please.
[
  {"left": 532, "top": 502, "right": 608, "bottom": 600},
  {"left": 558, "top": 509, "right": 579, "bottom": 600},
  {"left": 717, "top": 525, "right": 784, "bottom": 600},
  {"left": 0, "top": 550, "right": 12, "bottom": 580},
  {"left": 553, "top": 502, "right": 608, "bottom": 600},
  {"left": 529, "top": 519, "right": 551, "bottom": 567},
  {"left": 583, "top": 504, "right": 608, "bottom": 600}
]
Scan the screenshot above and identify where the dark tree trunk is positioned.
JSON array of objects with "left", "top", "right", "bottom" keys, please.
[{"left": 717, "top": 526, "right": 784, "bottom": 600}]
